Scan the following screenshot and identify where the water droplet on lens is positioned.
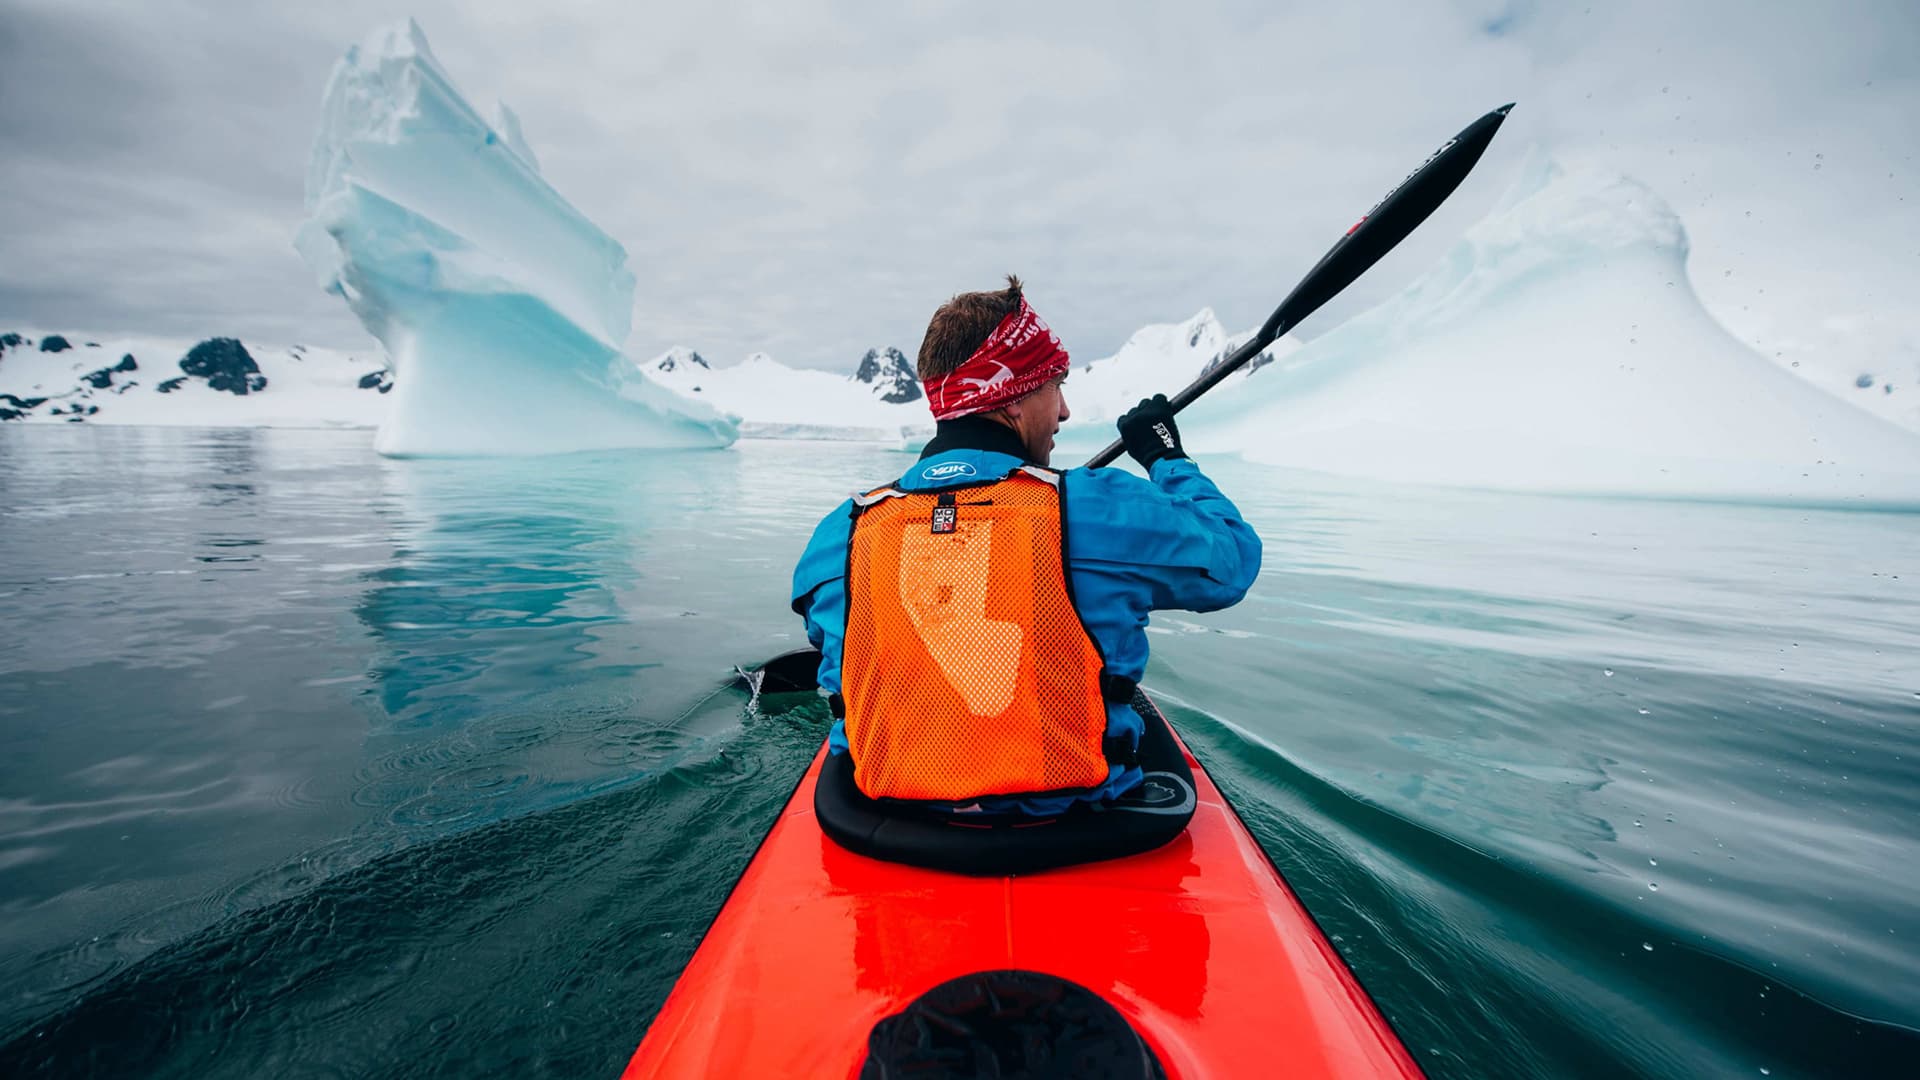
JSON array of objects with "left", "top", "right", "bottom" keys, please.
[
  {"left": 1638, "top": 708, "right": 1650, "bottom": 715},
  {"left": 1650, "top": 858, "right": 1659, "bottom": 866},
  {"left": 1643, "top": 942, "right": 1654, "bottom": 951},
  {"left": 1649, "top": 882, "right": 1660, "bottom": 891},
  {"left": 1604, "top": 668, "right": 1615, "bottom": 677}
]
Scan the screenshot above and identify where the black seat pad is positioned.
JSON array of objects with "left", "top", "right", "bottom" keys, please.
[{"left": 814, "top": 693, "right": 1197, "bottom": 875}]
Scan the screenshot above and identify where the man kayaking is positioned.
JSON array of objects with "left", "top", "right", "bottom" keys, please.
[{"left": 791, "top": 276, "right": 1261, "bottom": 818}]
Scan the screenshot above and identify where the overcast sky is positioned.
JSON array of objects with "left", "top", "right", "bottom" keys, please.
[{"left": 2, "top": 0, "right": 1915, "bottom": 375}]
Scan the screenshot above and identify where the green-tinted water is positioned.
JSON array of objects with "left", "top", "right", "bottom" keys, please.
[{"left": 1, "top": 426, "right": 1915, "bottom": 1077}]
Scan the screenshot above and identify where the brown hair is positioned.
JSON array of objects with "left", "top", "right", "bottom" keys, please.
[{"left": 916, "top": 274, "right": 1023, "bottom": 383}]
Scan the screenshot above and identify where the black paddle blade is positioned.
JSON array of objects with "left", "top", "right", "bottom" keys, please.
[
  {"left": 1084, "top": 102, "right": 1514, "bottom": 469},
  {"left": 751, "top": 647, "right": 825, "bottom": 694},
  {"left": 1254, "top": 102, "right": 1514, "bottom": 348}
]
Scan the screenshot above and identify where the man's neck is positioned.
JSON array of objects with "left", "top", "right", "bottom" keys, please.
[{"left": 918, "top": 415, "right": 1035, "bottom": 463}]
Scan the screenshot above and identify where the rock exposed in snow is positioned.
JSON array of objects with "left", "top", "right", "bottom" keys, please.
[
  {"left": 0, "top": 330, "right": 389, "bottom": 427},
  {"left": 653, "top": 347, "right": 711, "bottom": 377},
  {"left": 179, "top": 338, "right": 267, "bottom": 395},
  {"left": 852, "top": 347, "right": 922, "bottom": 404}
]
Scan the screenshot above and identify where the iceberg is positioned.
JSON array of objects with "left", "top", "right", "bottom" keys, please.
[
  {"left": 1179, "top": 156, "right": 1920, "bottom": 504},
  {"left": 295, "top": 21, "right": 735, "bottom": 456}
]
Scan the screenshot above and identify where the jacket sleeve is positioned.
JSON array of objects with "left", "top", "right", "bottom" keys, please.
[
  {"left": 1065, "top": 458, "right": 1262, "bottom": 613},
  {"left": 790, "top": 498, "right": 854, "bottom": 695}
]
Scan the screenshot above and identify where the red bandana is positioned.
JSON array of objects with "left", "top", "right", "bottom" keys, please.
[{"left": 924, "top": 297, "right": 1071, "bottom": 421}]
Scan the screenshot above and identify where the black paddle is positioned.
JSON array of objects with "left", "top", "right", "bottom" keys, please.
[
  {"left": 1085, "top": 103, "right": 1514, "bottom": 469},
  {"left": 743, "top": 104, "right": 1514, "bottom": 686},
  {"left": 740, "top": 647, "right": 831, "bottom": 696}
]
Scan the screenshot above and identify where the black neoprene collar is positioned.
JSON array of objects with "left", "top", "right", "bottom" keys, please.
[{"left": 917, "top": 415, "right": 1034, "bottom": 463}]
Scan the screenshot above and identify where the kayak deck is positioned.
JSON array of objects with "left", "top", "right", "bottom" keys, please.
[{"left": 626, "top": 726, "right": 1421, "bottom": 1078}]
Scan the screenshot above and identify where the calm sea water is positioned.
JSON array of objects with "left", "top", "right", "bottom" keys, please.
[{"left": 1, "top": 425, "right": 1916, "bottom": 1078}]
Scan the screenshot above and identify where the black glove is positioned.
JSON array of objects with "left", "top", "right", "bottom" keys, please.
[{"left": 1116, "top": 394, "right": 1187, "bottom": 470}]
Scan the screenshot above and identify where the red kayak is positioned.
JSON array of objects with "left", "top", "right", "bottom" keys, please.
[{"left": 624, "top": 682, "right": 1420, "bottom": 1078}]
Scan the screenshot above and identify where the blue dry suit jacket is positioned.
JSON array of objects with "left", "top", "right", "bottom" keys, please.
[{"left": 790, "top": 436, "right": 1262, "bottom": 816}]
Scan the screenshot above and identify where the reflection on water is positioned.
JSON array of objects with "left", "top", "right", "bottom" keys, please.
[
  {"left": 357, "top": 460, "right": 646, "bottom": 726},
  {"left": 0, "top": 427, "right": 1916, "bottom": 1078},
  {"left": 1142, "top": 467, "right": 1920, "bottom": 1077}
]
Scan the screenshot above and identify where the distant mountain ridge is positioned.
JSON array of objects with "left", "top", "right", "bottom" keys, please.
[{"left": 0, "top": 331, "right": 387, "bottom": 427}]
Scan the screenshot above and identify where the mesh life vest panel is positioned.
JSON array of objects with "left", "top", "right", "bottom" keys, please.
[{"left": 841, "top": 467, "right": 1112, "bottom": 802}]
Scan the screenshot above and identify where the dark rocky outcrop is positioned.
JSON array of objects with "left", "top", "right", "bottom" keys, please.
[
  {"left": 656, "top": 349, "right": 709, "bottom": 374},
  {"left": 157, "top": 376, "right": 188, "bottom": 394},
  {"left": 0, "top": 333, "right": 24, "bottom": 350},
  {"left": 0, "top": 392, "right": 48, "bottom": 420},
  {"left": 79, "top": 353, "right": 138, "bottom": 389},
  {"left": 357, "top": 369, "right": 394, "bottom": 393},
  {"left": 179, "top": 338, "right": 267, "bottom": 395},
  {"left": 852, "top": 346, "right": 922, "bottom": 404},
  {"left": 39, "top": 335, "right": 72, "bottom": 353}
]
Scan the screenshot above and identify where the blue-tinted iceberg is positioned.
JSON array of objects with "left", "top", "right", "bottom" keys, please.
[
  {"left": 1181, "top": 155, "right": 1920, "bottom": 504},
  {"left": 296, "top": 21, "right": 735, "bottom": 456}
]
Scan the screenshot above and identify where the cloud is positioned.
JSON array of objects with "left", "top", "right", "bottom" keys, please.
[{"left": 0, "top": 0, "right": 1914, "bottom": 381}]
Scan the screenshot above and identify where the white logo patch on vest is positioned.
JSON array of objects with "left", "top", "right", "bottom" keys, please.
[{"left": 920, "top": 461, "right": 977, "bottom": 481}]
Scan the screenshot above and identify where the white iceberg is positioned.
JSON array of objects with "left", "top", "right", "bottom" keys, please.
[
  {"left": 1177, "top": 156, "right": 1920, "bottom": 504},
  {"left": 295, "top": 21, "right": 735, "bottom": 456}
]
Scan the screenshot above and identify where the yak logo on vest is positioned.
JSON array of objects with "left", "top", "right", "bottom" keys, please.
[{"left": 920, "top": 461, "right": 977, "bottom": 481}]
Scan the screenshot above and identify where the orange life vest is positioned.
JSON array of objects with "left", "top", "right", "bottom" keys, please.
[{"left": 839, "top": 465, "right": 1121, "bottom": 802}]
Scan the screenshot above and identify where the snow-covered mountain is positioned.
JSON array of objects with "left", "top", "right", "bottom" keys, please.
[
  {"left": 638, "top": 347, "right": 930, "bottom": 442},
  {"left": 1058, "top": 308, "right": 1303, "bottom": 427},
  {"left": 1173, "top": 156, "right": 1920, "bottom": 502},
  {"left": 0, "top": 331, "right": 389, "bottom": 428}
]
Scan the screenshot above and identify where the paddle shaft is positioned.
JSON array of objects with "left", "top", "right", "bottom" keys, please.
[{"left": 1084, "top": 103, "right": 1514, "bottom": 469}]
